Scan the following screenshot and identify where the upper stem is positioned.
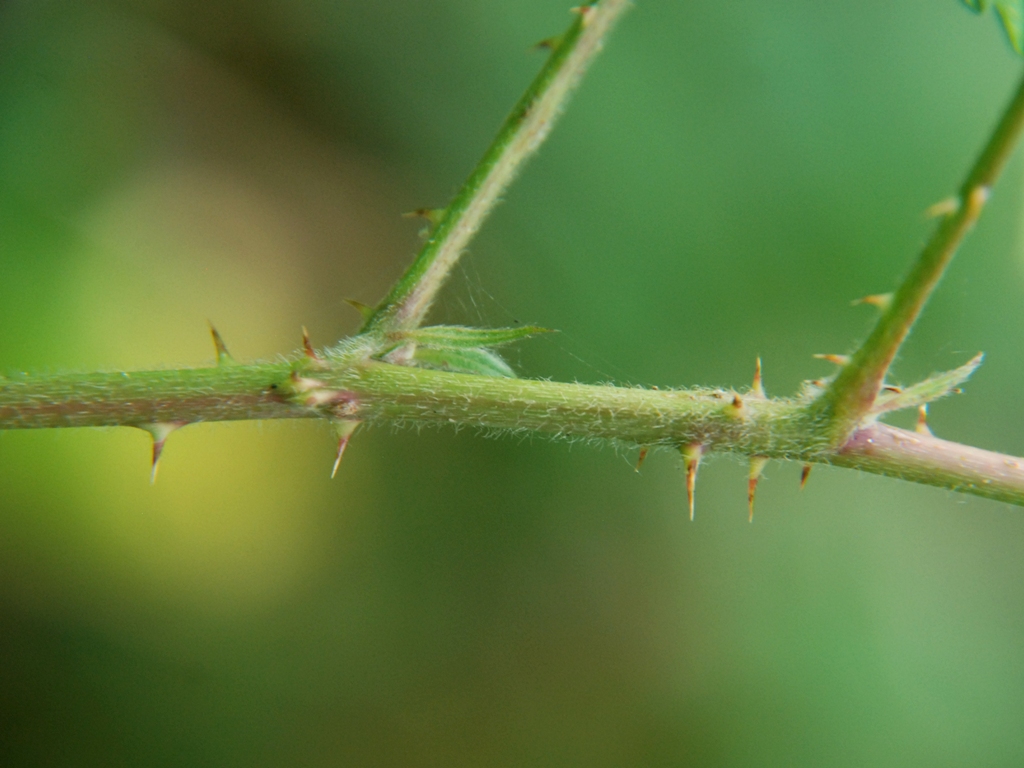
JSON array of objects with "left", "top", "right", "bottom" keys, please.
[
  {"left": 363, "top": 0, "right": 630, "bottom": 333},
  {"left": 815, "top": 69, "right": 1024, "bottom": 444}
]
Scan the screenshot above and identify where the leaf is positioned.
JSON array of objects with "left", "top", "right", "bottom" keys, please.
[
  {"left": 394, "top": 325, "right": 552, "bottom": 349},
  {"left": 871, "top": 353, "right": 983, "bottom": 415},
  {"left": 411, "top": 346, "right": 517, "bottom": 378},
  {"left": 962, "top": 0, "right": 1024, "bottom": 54}
]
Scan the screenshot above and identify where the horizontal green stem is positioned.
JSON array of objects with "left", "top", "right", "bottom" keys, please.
[
  {"left": 0, "top": 364, "right": 304, "bottom": 427},
  {"left": 3, "top": 360, "right": 1022, "bottom": 505}
]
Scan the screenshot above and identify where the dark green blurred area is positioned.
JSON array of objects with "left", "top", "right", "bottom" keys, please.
[{"left": 2, "top": 0, "right": 1024, "bottom": 764}]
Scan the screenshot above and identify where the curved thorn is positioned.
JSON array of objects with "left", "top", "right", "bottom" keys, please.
[
  {"left": 813, "top": 353, "right": 851, "bottom": 366},
  {"left": 402, "top": 207, "right": 447, "bottom": 228},
  {"left": 208, "top": 322, "right": 233, "bottom": 365},
  {"left": 343, "top": 299, "right": 375, "bottom": 320},
  {"left": 331, "top": 420, "right": 361, "bottom": 478},
  {"left": 136, "top": 422, "right": 186, "bottom": 483},
  {"left": 851, "top": 293, "right": 893, "bottom": 312},
  {"left": 302, "top": 327, "right": 322, "bottom": 363}
]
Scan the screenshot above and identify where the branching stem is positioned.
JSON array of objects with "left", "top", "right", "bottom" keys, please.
[
  {"left": 3, "top": 361, "right": 1023, "bottom": 505},
  {"left": 816, "top": 69, "right": 1024, "bottom": 444},
  {"left": 3, "top": 4, "right": 1024, "bottom": 510}
]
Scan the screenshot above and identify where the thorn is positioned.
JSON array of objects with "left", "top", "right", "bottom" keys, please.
[
  {"left": 208, "top": 322, "right": 233, "bottom": 365},
  {"left": 570, "top": 5, "right": 597, "bottom": 28},
  {"left": 809, "top": 379, "right": 826, "bottom": 389},
  {"left": 800, "top": 464, "right": 812, "bottom": 490},
  {"left": 331, "top": 420, "right": 361, "bottom": 478},
  {"left": 343, "top": 299, "right": 375, "bottom": 320},
  {"left": 533, "top": 35, "right": 563, "bottom": 51},
  {"left": 635, "top": 446, "right": 649, "bottom": 473},
  {"left": 916, "top": 404, "right": 932, "bottom": 436},
  {"left": 136, "top": 422, "right": 186, "bottom": 483},
  {"left": 952, "top": 387, "right": 963, "bottom": 395},
  {"left": 966, "top": 185, "right": 990, "bottom": 215},
  {"left": 882, "top": 385, "right": 902, "bottom": 394},
  {"left": 748, "top": 456, "right": 768, "bottom": 522},
  {"left": 725, "top": 393, "right": 746, "bottom": 418},
  {"left": 680, "top": 444, "right": 703, "bottom": 521},
  {"left": 402, "top": 207, "right": 446, "bottom": 228},
  {"left": 301, "top": 326, "right": 322, "bottom": 362},
  {"left": 813, "top": 353, "right": 850, "bottom": 366},
  {"left": 751, "top": 357, "right": 766, "bottom": 398},
  {"left": 924, "top": 196, "right": 960, "bottom": 219},
  {"left": 851, "top": 293, "right": 893, "bottom": 312}
]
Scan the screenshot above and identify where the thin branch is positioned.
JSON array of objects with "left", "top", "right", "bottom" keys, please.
[
  {"left": 833, "top": 423, "right": 1024, "bottom": 507},
  {"left": 4, "top": 360, "right": 1024, "bottom": 505},
  {"left": 815, "top": 69, "right": 1024, "bottom": 444},
  {"left": 363, "top": 0, "right": 630, "bottom": 333}
]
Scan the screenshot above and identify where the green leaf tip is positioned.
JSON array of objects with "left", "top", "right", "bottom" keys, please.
[
  {"left": 871, "top": 353, "right": 984, "bottom": 416},
  {"left": 411, "top": 346, "right": 517, "bottom": 378},
  {"left": 961, "top": 0, "right": 1024, "bottom": 55},
  {"left": 374, "top": 324, "right": 552, "bottom": 378},
  {"left": 394, "top": 325, "right": 553, "bottom": 349}
]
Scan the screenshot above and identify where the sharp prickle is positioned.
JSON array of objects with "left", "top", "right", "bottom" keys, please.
[
  {"left": 680, "top": 444, "right": 703, "bottom": 521},
  {"left": 136, "top": 422, "right": 186, "bottom": 483},
  {"left": 209, "top": 322, "right": 233, "bottom": 365},
  {"left": 635, "top": 446, "right": 649, "bottom": 473},
  {"left": 752, "top": 357, "right": 765, "bottom": 399},
  {"left": 331, "top": 420, "right": 361, "bottom": 478},
  {"left": 748, "top": 456, "right": 768, "bottom": 522}
]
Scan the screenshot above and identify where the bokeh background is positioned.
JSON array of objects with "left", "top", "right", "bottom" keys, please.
[{"left": 2, "top": 0, "right": 1024, "bottom": 765}]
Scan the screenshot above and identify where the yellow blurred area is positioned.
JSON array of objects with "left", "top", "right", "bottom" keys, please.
[
  {"left": 0, "top": 0, "right": 404, "bottom": 647},
  {"left": 0, "top": 422, "right": 361, "bottom": 624}
]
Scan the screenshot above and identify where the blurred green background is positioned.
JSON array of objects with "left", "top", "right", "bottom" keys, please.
[{"left": 2, "top": 1, "right": 1024, "bottom": 765}]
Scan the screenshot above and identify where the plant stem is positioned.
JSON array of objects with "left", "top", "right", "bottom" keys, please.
[
  {"left": 4, "top": 361, "right": 1023, "bottom": 505},
  {"left": 833, "top": 423, "right": 1024, "bottom": 506},
  {"left": 815, "top": 69, "right": 1024, "bottom": 444},
  {"left": 363, "top": 0, "right": 630, "bottom": 333},
  {"left": 5, "top": 6, "right": 1024, "bottom": 510}
]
